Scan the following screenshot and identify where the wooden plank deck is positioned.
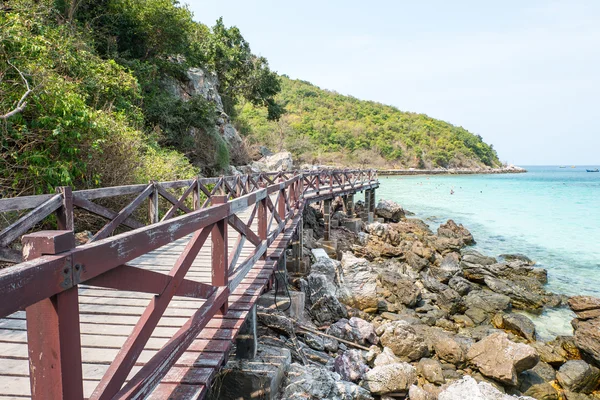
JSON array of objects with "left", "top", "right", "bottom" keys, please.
[{"left": 0, "top": 200, "right": 282, "bottom": 399}]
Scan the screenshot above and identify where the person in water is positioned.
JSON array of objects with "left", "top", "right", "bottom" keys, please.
[{"left": 450, "top": 189, "right": 454, "bottom": 195}]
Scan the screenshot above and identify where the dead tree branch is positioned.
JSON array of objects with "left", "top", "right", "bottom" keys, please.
[{"left": 0, "top": 60, "right": 32, "bottom": 120}]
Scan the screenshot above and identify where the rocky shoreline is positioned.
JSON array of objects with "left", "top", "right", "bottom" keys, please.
[
  {"left": 378, "top": 165, "right": 527, "bottom": 176},
  {"left": 230, "top": 197, "right": 599, "bottom": 400}
]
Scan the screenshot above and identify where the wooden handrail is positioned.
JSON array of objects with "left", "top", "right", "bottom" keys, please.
[{"left": 0, "top": 169, "right": 379, "bottom": 400}]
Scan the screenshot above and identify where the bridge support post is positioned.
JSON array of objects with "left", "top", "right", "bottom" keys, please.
[
  {"left": 236, "top": 305, "right": 257, "bottom": 359},
  {"left": 323, "top": 199, "right": 331, "bottom": 241},
  {"left": 212, "top": 195, "right": 229, "bottom": 314},
  {"left": 23, "top": 231, "right": 84, "bottom": 400},
  {"left": 292, "top": 218, "right": 304, "bottom": 273},
  {"left": 370, "top": 189, "right": 376, "bottom": 214},
  {"left": 346, "top": 194, "right": 354, "bottom": 218}
]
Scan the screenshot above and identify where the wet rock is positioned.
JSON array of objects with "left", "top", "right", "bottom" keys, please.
[
  {"left": 492, "top": 312, "right": 536, "bottom": 342},
  {"left": 375, "top": 199, "right": 405, "bottom": 222},
  {"left": 484, "top": 276, "right": 544, "bottom": 310},
  {"left": 373, "top": 347, "right": 401, "bottom": 367},
  {"left": 282, "top": 363, "right": 373, "bottom": 400},
  {"left": 552, "top": 336, "right": 582, "bottom": 360},
  {"left": 377, "top": 321, "right": 429, "bottom": 361},
  {"left": 500, "top": 254, "right": 535, "bottom": 265},
  {"left": 417, "top": 358, "right": 445, "bottom": 385},
  {"left": 556, "top": 360, "right": 600, "bottom": 394},
  {"left": 437, "top": 219, "right": 475, "bottom": 246},
  {"left": 466, "top": 332, "right": 539, "bottom": 386},
  {"left": 328, "top": 317, "right": 378, "bottom": 346},
  {"left": 464, "top": 290, "right": 512, "bottom": 323},
  {"left": 337, "top": 253, "right": 379, "bottom": 311},
  {"left": 568, "top": 296, "right": 600, "bottom": 320},
  {"left": 439, "top": 375, "right": 535, "bottom": 400},
  {"left": 360, "top": 362, "right": 417, "bottom": 395},
  {"left": 333, "top": 350, "right": 369, "bottom": 383}
]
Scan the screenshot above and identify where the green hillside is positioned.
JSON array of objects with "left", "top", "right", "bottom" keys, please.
[{"left": 237, "top": 77, "right": 501, "bottom": 169}]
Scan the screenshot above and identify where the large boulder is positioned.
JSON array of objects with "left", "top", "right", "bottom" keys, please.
[
  {"left": 328, "top": 317, "right": 378, "bottom": 346},
  {"left": 373, "top": 347, "right": 401, "bottom": 367},
  {"left": 556, "top": 360, "right": 600, "bottom": 394},
  {"left": 337, "top": 253, "right": 379, "bottom": 311},
  {"left": 439, "top": 376, "right": 535, "bottom": 400},
  {"left": 417, "top": 358, "right": 445, "bottom": 385},
  {"left": 430, "top": 331, "right": 467, "bottom": 365},
  {"left": 466, "top": 332, "right": 539, "bottom": 386},
  {"left": 253, "top": 151, "right": 293, "bottom": 172},
  {"left": 518, "top": 362, "right": 559, "bottom": 400},
  {"left": 377, "top": 321, "right": 429, "bottom": 361},
  {"left": 571, "top": 315, "right": 600, "bottom": 367},
  {"left": 437, "top": 220, "right": 475, "bottom": 246},
  {"left": 375, "top": 199, "right": 405, "bottom": 222},
  {"left": 568, "top": 296, "right": 600, "bottom": 320},
  {"left": 378, "top": 271, "right": 421, "bottom": 308},
  {"left": 492, "top": 312, "right": 536, "bottom": 342},
  {"left": 360, "top": 362, "right": 417, "bottom": 395},
  {"left": 301, "top": 273, "right": 347, "bottom": 324},
  {"left": 282, "top": 363, "right": 373, "bottom": 400},
  {"left": 333, "top": 350, "right": 369, "bottom": 383}
]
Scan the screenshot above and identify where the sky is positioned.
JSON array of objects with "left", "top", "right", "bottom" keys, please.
[{"left": 186, "top": 1, "right": 600, "bottom": 165}]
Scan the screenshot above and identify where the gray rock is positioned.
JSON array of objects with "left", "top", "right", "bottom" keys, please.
[
  {"left": 333, "top": 350, "right": 369, "bottom": 382},
  {"left": 256, "top": 151, "right": 293, "bottom": 172},
  {"left": 301, "top": 273, "right": 347, "bottom": 324},
  {"left": 338, "top": 253, "right": 379, "bottom": 311},
  {"left": 377, "top": 321, "right": 429, "bottom": 361},
  {"left": 466, "top": 332, "right": 539, "bottom": 386},
  {"left": 530, "top": 341, "right": 568, "bottom": 367},
  {"left": 519, "top": 362, "right": 559, "bottom": 400},
  {"left": 328, "top": 317, "right": 378, "bottom": 346},
  {"left": 484, "top": 276, "right": 544, "bottom": 310},
  {"left": 375, "top": 199, "right": 405, "bottom": 222},
  {"left": 360, "top": 362, "right": 417, "bottom": 395},
  {"left": 409, "top": 384, "right": 436, "bottom": 400},
  {"left": 417, "top": 358, "right": 445, "bottom": 385},
  {"left": 500, "top": 254, "right": 535, "bottom": 265},
  {"left": 461, "top": 249, "right": 497, "bottom": 266},
  {"left": 449, "top": 275, "right": 474, "bottom": 295},
  {"left": 378, "top": 270, "right": 421, "bottom": 308},
  {"left": 431, "top": 252, "right": 462, "bottom": 283},
  {"left": 439, "top": 375, "right": 536, "bottom": 400},
  {"left": 282, "top": 363, "right": 373, "bottom": 400},
  {"left": 303, "top": 332, "right": 339, "bottom": 352},
  {"left": 556, "top": 360, "right": 600, "bottom": 394},
  {"left": 492, "top": 312, "right": 536, "bottom": 342}
]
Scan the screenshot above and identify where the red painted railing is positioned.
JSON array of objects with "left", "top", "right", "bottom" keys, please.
[{"left": 0, "top": 169, "right": 378, "bottom": 399}]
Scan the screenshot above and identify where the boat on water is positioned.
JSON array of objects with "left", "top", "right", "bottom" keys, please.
[
  {"left": 586, "top": 168, "right": 599, "bottom": 172},
  {"left": 571, "top": 166, "right": 576, "bottom": 168},
  {"left": 559, "top": 166, "right": 566, "bottom": 168}
]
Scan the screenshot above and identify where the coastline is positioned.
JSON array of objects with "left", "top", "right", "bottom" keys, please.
[
  {"left": 251, "top": 197, "right": 600, "bottom": 400},
  {"left": 378, "top": 166, "right": 527, "bottom": 176}
]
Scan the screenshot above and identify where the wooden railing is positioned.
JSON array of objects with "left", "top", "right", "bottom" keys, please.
[{"left": 0, "top": 169, "right": 378, "bottom": 399}]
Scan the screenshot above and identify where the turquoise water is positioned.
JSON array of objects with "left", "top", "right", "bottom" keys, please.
[{"left": 377, "top": 166, "right": 600, "bottom": 298}]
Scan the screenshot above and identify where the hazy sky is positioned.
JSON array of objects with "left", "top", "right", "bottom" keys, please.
[{"left": 187, "top": 1, "right": 600, "bottom": 165}]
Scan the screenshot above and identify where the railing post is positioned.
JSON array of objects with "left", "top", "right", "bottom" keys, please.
[
  {"left": 323, "top": 199, "right": 331, "bottom": 241},
  {"left": 55, "top": 186, "right": 74, "bottom": 231},
  {"left": 211, "top": 195, "right": 229, "bottom": 314},
  {"left": 258, "top": 184, "right": 267, "bottom": 260},
  {"left": 193, "top": 177, "right": 201, "bottom": 210},
  {"left": 148, "top": 181, "right": 159, "bottom": 224},
  {"left": 329, "top": 171, "right": 333, "bottom": 193},
  {"left": 23, "top": 231, "right": 83, "bottom": 400},
  {"left": 278, "top": 178, "right": 286, "bottom": 221}
]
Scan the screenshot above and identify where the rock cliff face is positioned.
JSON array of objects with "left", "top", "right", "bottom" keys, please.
[{"left": 164, "top": 67, "right": 243, "bottom": 149}]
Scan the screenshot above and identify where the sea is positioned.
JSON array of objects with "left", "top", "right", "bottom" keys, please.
[{"left": 376, "top": 166, "right": 600, "bottom": 339}]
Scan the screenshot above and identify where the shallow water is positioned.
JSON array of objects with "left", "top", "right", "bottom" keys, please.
[{"left": 376, "top": 166, "right": 600, "bottom": 338}]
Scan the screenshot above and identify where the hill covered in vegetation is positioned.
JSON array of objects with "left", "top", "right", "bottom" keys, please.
[{"left": 237, "top": 77, "right": 501, "bottom": 169}]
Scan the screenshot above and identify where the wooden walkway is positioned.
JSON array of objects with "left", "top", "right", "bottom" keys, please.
[{"left": 0, "top": 170, "right": 378, "bottom": 399}]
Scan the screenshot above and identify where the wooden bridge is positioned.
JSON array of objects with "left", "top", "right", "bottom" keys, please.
[{"left": 0, "top": 170, "right": 379, "bottom": 399}]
